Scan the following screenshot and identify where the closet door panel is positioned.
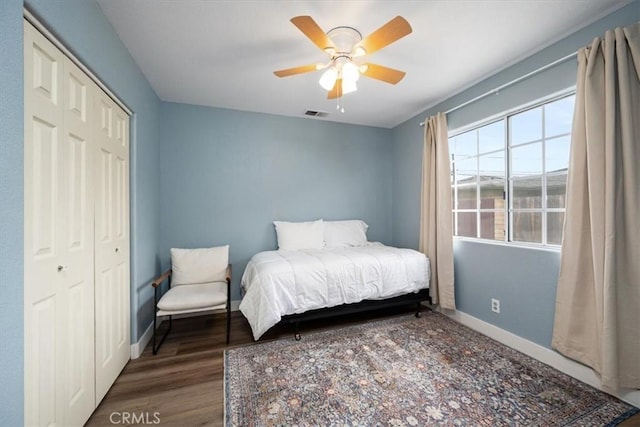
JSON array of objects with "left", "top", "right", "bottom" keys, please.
[
  {"left": 24, "top": 21, "right": 65, "bottom": 427},
  {"left": 113, "top": 110, "right": 130, "bottom": 356},
  {"left": 60, "top": 57, "right": 96, "bottom": 427},
  {"left": 95, "top": 143, "right": 115, "bottom": 372},
  {"left": 30, "top": 118, "right": 59, "bottom": 258},
  {"left": 95, "top": 93, "right": 130, "bottom": 405},
  {"left": 25, "top": 21, "right": 99, "bottom": 427},
  {"left": 30, "top": 298, "right": 58, "bottom": 426}
]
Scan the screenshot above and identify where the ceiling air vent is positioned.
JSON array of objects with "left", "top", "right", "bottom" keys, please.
[{"left": 304, "top": 109, "right": 329, "bottom": 118}]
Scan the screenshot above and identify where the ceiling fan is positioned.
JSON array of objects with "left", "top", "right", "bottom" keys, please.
[{"left": 274, "top": 15, "right": 412, "bottom": 99}]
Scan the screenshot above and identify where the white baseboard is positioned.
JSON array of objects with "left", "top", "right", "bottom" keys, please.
[
  {"left": 130, "top": 321, "right": 154, "bottom": 359},
  {"left": 441, "top": 309, "right": 640, "bottom": 408},
  {"left": 130, "top": 299, "right": 241, "bottom": 359}
]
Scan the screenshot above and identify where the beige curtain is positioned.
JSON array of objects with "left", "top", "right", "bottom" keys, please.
[
  {"left": 419, "top": 113, "right": 455, "bottom": 310},
  {"left": 552, "top": 22, "right": 640, "bottom": 391}
]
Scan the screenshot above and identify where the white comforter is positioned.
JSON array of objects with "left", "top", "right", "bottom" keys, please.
[{"left": 239, "top": 243, "right": 430, "bottom": 340}]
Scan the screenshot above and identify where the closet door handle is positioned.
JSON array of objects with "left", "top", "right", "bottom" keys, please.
[{"left": 57, "top": 265, "right": 68, "bottom": 272}]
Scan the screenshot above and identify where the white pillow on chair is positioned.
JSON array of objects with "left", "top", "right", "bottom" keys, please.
[{"left": 170, "top": 245, "right": 229, "bottom": 285}]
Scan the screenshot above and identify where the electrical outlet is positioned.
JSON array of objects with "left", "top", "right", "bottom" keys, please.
[{"left": 491, "top": 298, "right": 500, "bottom": 314}]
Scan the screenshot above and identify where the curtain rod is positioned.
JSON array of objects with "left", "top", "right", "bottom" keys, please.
[{"left": 419, "top": 51, "right": 578, "bottom": 127}]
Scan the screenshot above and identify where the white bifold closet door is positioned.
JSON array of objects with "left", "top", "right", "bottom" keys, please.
[
  {"left": 23, "top": 19, "right": 130, "bottom": 426},
  {"left": 94, "top": 87, "right": 131, "bottom": 404}
]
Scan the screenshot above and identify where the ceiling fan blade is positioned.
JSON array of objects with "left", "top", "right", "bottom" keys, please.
[
  {"left": 361, "top": 63, "right": 406, "bottom": 84},
  {"left": 290, "top": 16, "right": 336, "bottom": 52},
  {"left": 358, "top": 16, "right": 412, "bottom": 55},
  {"left": 327, "top": 78, "right": 343, "bottom": 99},
  {"left": 274, "top": 64, "right": 318, "bottom": 77}
]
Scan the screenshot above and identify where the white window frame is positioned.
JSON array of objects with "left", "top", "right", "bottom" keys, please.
[{"left": 449, "top": 89, "right": 575, "bottom": 249}]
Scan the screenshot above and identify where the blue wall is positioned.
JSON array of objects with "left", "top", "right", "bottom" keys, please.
[
  {"left": 391, "top": 1, "right": 640, "bottom": 347},
  {"left": 0, "top": 0, "right": 26, "bottom": 424},
  {"left": 160, "top": 103, "right": 393, "bottom": 300},
  {"left": 0, "top": 1, "right": 162, "bottom": 423}
]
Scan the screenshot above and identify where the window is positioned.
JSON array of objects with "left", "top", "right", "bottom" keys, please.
[{"left": 449, "top": 94, "right": 574, "bottom": 246}]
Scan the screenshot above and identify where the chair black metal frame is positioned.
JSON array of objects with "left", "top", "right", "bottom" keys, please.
[{"left": 151, "top": 264, "right": 232, "bottom": 354}]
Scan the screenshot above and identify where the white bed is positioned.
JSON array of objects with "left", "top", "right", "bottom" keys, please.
[{"left": 239, "top": 242, "right": 430, "bottom": 340}]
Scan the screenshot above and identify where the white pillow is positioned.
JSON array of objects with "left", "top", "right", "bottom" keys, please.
[
  {"left": 273, "top": 220, "right": 324, "bottom": 251},
  {"left": 171, "top": 245, "right": 229, "bottom": 286},
  {"left": 324, "top": 220, "right": 369, "bottom": 247}
]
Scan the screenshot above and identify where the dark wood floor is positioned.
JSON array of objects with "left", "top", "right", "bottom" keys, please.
[
  {"left": 86, "top": 308, "right": 640, "bottom": 426},
  {"left": 86, "top": 306, "right": 418, "bottom": 426}
]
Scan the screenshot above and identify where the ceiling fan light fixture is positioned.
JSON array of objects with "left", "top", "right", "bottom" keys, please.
[
  {"left": 319, "top": 67, "right": 338, "bottom": 91},
  {"left": 323, "top": 47, "right": 337, "bottom": 56},
  {"left": 275, "top": 15, "right": 412, "bottom": 99},
  {"left": 353, "top": 46, "right": 367, "bottom": 57},
  {"left": 342, "top": 61, "right": 360, "bottom": 83},
  {"left": 342, "top": 78, "right": 357, "bottom": 95}
]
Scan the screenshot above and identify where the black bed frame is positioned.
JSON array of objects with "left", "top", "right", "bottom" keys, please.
[{"left": 279, "top": 288, "right": 431, "bottom": 340}]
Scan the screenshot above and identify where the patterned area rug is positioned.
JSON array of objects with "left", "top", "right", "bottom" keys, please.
[{"left": 225, "top": 311, "right": 639, "bottom": 426}]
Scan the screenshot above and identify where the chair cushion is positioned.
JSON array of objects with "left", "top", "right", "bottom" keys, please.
[
  {"left": 171, "top": 245, "right": 229, "bottom": 285},
  {"left": 157, "top": 281, "right": 227, "bottom": 312}
]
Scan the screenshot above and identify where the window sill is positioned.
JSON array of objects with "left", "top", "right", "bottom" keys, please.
[{"left": 453, "top": 236, "right": 562, "bottom": 253}]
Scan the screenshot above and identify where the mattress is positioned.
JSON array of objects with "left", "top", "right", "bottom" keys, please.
[{"left": 239, "top": 243, "right": 430, "bottom": 340}]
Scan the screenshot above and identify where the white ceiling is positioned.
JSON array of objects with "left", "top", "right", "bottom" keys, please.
[{"left": 96, "top": 0, "right": 630, "bottom": 128}]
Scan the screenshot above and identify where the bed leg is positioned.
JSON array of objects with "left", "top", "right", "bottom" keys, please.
[
  {"left": 415, "top": 302, "right": 422, "bottom": 318},
  {"left": 294, "top": 322, "right": 301, "bottom": 341}
]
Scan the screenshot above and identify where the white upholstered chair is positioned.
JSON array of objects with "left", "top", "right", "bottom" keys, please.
[{"left": 151, "top": 245, "right": 232, "bottom": 354}]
